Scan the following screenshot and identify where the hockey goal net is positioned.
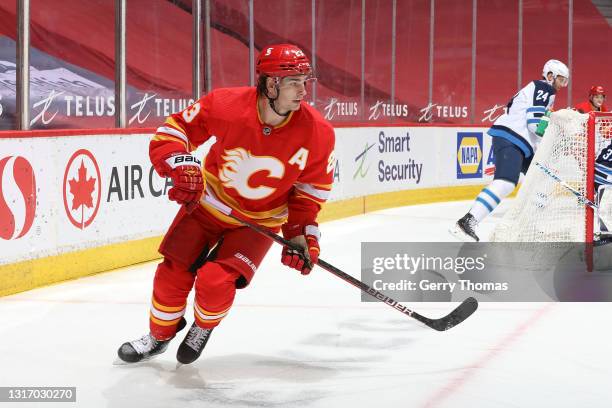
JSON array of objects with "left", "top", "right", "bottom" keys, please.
[{"left": 491, "top": 109, "right": 612, "bottom": 242}]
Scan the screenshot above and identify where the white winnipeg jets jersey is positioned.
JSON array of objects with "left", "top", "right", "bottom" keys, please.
[{"left": 487, "top": 80, "right": 556, "bottom": 158}]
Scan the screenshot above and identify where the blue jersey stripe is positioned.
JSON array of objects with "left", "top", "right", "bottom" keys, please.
[
  {"left": 595, "top": 174, "right": 612, "bottom": 185},
  {"left": 526, "top": 107, "right": 546, "bottom": 113},
  {"left": 595, "top": 163, "right": 612, "bottom": 175},
  {"left": 487, "top": 126, "right": 534, "bottom": 158},
  {"left": 527, "top": 119, "right": 541, "bottom": 124}
]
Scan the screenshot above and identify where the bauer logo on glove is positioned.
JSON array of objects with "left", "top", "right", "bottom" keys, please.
[
  {"left": 168, "top": 155, "right": 201, "bottom": 167},
  {"left": 159, "top": 153, "right": 205, "bottom": 213},
  {"left": 166, "top": 154, "right": 202, "bottom": 169}
]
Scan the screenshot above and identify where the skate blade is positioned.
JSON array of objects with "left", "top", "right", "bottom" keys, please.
[
  {"left": 175, "top": 362, "right": 184, "bottom": 370},
  {"left": 448, "top": 225, "right": 477, "bottom": 242},
  {"left": 113, "top": 354, "right": 157, "bottom": 366},
  {"left": 113, "top": 357, "right": 150, "bottom": 366}
]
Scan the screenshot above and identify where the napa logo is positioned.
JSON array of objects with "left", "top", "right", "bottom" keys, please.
[{"left": 456, "top": 132, "right": 483, "bottom": 179}]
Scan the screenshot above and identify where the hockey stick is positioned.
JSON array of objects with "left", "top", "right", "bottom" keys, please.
[
  {"left": 203, "top": 196, "right": 478, "bottom": 331},
  {"left": 535, "top": 161, "right": 612, "bottom": 246},
  {"left": 534, "top": 161, "right": 599, "bottom": 210}
]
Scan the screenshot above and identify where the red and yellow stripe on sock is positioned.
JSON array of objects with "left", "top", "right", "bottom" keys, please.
[
  {"left": 194, "top": 302, "right": 231, "bottom": 328},
  {"left": 149, "top": 297, "right": 186, "bottom": 327}
]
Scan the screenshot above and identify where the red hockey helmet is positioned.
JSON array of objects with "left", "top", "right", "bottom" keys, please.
[
  {"left": 256, "top": 44, "right": 312, "bottom": 78},
  {"left": 589, "top": 85, "right": 606, "bottom": 97}
]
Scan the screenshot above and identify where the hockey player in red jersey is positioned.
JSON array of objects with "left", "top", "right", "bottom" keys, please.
[
  {"left": 575, "top": 86, "right": 608, "bottom": 113},
  {"left": 117, "top": 44, "right": 335, "bottom": 365}
]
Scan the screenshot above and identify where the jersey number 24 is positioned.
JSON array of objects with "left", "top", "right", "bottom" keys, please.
[{"left": 536, "top": 90, "right": 549, "bottom": 102}]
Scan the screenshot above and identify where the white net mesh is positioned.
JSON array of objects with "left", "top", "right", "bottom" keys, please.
[{"left": 491, "top": 109, "right": 590, "bottom": 242}]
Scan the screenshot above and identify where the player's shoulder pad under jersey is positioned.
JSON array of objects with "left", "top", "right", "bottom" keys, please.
[
  {"left": 532, "top": 80, "right": 556, "bottom": 94},
  {"left": 299, "top": 103, "right": 335, "bottom": 135},
  {"left": 530, "top": 80, "right": 556, "bottom": 107},
  {"left": 574, "top": 101, "right": 589, "bottom": 113},
  {"left": 208, "top": 86, "right": 254, "bottom": 99},
  {"left": 200, "top": 87, "right": 256, "bottom": 119},
  {"left": 310, "top": 115, "right": 335, "bottom": 152}
]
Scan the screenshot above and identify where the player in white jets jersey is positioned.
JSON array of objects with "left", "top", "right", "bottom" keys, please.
[{"left": 451, "top": 59, "right": 569, "bottom": 241}]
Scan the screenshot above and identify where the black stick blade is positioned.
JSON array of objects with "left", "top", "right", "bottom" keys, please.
[{"left": 414, "top": 297, "right": 479, "bottom": 331}]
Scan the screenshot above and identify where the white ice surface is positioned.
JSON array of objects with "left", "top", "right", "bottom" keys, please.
[{"left": 0, "top": 200, "right": 610, "bottom": 408}]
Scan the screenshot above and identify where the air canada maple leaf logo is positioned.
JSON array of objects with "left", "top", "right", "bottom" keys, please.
[
  {"left": 63, "top": 149, "right": 102, "bottom": 229},
  {"left": 69, "top": 161, "right": 96, "bottom": 210}
]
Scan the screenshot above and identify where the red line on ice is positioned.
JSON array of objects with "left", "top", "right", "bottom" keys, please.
[{"left": 421, "top": 303, "right": 555, "bottom": 408}]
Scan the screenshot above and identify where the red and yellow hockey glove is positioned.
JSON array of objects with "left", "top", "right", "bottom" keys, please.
[
  {"left": 159, "top": 153, "right": 204, "bottom": 213},
  {"left": 281, "top": 223, "right": 321, "bottom": 275}
]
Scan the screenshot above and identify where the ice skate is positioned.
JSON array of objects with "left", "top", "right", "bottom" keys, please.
[
  {"left": 116, "top": 317, "right": 186, "bottom": 364},
  {"left": 176, "top": 322, "right": 214, "bottom": 367},
  {"left": 450, "top": 213, "right": 480, "bottom": 242}
]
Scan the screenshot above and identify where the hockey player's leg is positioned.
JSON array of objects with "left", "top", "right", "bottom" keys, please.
[
  {"left": 117, "top": 207, "right": 222, "bottom": 364},
  {"left": 451, "top": 138, "right": 521, "bottom": 241},
  {"left": 150, "top": 258, "right": 197, "bottom": 338},
  {"left": 595, "top": 155, "right": 612, "bottom": 237},
  {"left": 452, "top": 179, "right": 516, "bottom": 241},
  {"left": 176, "top": 225, "right": 274, "bottom": 365},
  {"left": 117, "top": 258, "right": 195, "bottom": 363},
  {"left": 177, "top": 262, "right": 239, "bottom": 365},
  {"left": 595, "top": 185, "right": 612, "bottom": 239}
]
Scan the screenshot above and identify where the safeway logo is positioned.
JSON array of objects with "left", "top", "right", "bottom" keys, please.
[
  {"left": 63, "top": 149, "right": 102, "bottom": 229},
  {"left": 0, "top": 156, "right": 37, "bottom": 240}
]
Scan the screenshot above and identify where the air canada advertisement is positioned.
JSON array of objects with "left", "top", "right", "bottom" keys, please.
[{"left": 2, "top": 126, "right": 489, "bottom": 265}]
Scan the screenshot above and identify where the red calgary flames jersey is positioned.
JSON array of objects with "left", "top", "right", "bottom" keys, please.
[
  {"left": 575, "top": 101, "right": 608, "bottom": 114},
  {"left": 150, "top": 87, "right": 335, "bottom": 228}
]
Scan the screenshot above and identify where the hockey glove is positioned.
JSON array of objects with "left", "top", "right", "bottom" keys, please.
[
  {"left": 160, "top": 153, "right": 204, "bottom": 213},
  {"left": 281, "top": 223, "right": 321, "bottom": 275},
  {"left": 535, "top": 110, "right": 551, "bottom": 137}
]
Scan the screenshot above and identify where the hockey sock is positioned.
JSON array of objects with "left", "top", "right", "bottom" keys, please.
[
  {"left": 598, "top": 188, "right": 609, "bottom": 232},
  {"left": 469, "top": 179, "right": 515, "bottom": 223}
]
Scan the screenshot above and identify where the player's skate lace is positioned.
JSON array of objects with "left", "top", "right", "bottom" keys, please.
[
  {"left": 176, "top": 322, "right": 214, "bottom": 364},
  {"left": 454, "top": 213, "right": 479, "bottom": 241},
  {"left": 131, "top": 334, "right": 158, "bottom": 354},
  {"left": 184, "top": 325, "right": 211, "bottom": 351},
  {"left": 117, "top": 317, "right": 187, "bottom": 364}
]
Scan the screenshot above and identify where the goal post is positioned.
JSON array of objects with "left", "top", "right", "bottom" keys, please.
[{"left": 491, "top": 109, "right": 612, "bottom": 243}]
